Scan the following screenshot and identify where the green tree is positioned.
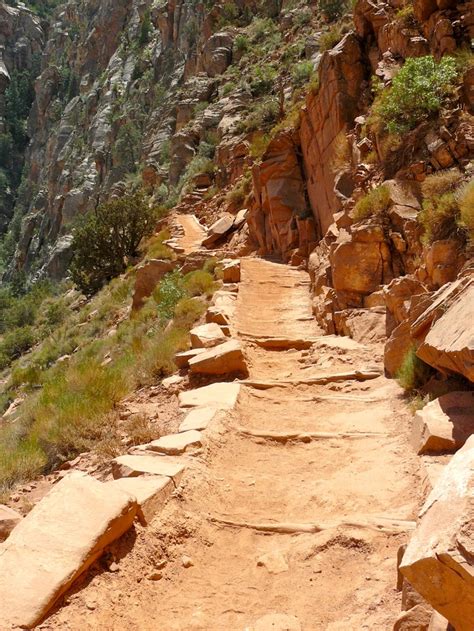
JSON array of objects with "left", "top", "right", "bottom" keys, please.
[{"left": 70, "top": 191, "right": 157, "bottom": 294}]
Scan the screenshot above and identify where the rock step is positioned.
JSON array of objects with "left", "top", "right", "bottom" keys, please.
[
  {"left": 0, "top": 473, "right": 137, "bottom": 629},
  {"left": 138, "top": 430, "right": 203, "bottom": 456},
  {"left": 179, "top": 382, "right": 241, "bottom": 409},
  {"left": 190, "top": 322, "right": 228, "bottom": 348},
  {"left": 189, "top": 339, "right": 248, "bottom": 375},
  {"left": 179, "top": 407, "right": 219, "bottom": 432},
  {"left": 108, "top": 476, "right": 175, "bottom": 525},
  {"left": 112, "top": 454, "right": 186, "bottom": 483}
]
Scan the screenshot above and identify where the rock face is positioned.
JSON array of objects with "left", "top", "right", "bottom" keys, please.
[
  {"left": 178, "top": 381, "right": 241, "bottom": 409},
  {"left": 416, "top": 280, "right": 474, "bottom": 382},
  {"left": 132, "top": 259, "right": 176, "bottom": 311},
  {"left": 0, "top": 473, "right": 137, "bottom": 629},
  {"left": 400, "top": 435, "right": 474, "bottom": 630},
  {"left": 411, "top": 391, "right": 474, "bottom": 455}
]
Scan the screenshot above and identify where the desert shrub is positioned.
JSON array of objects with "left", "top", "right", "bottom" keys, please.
[
  {"left": 137, "top": 325, "right": 189, "bottom": 380},
  {"left": 319, "top": 22, "right": 347, "bottom": 51},
  {"left": 153, "top": 270, "right": 187, "bottom": 321},
  {"left": 174, "top": 297, "right": 206, "bottom": 327},
  {"left": 222, "top": 82, "right": 236, "bottom": 96},
  {"left": 319, "top": 0, "right": 348, "bottom": 22},
  {"left": 418, "top": 193, "right": 463, "bottom": 244},
  {"left": 395, "top": 4, "right": 417, "bottom": 27},
  {"left": 9, "top": 364, "right": 43, "bottom": 389},
  {"left": 331, "top": 130, "right": 351, "bottom": 171},
  {"left": 0, "top": 326, "right": 35, "bottom": 363},
  {"left": 353, "top": 184, "right": 391, "bottom": 221},
  {"left": 70, "top": 191, "right": 157, "bottom": 295},
  {"left": 291, "top": 61, "right": 314, "bottom": 87},
  {"left": 183, "top": 270, "right": 216, "bottom": 297},
  {"left": 249, "top": 17, "right": 278, "bottom": 44},
  {"left": 421, "top": 168, "right": 464, "bottom": 199},
  {"left": 250, "top": 64, "right": 278, "bottom": 96},
  {"left": 373, "top": 56, "right": 458, "bottom": 135},
  {"left": 234, "top": 34, "right": 249, "bottom": 53},
  {"left": 458, "top": 179, "right": 474, "bottom": 243},
  {"left": 397, "top": 346, "right": 433, "bottom": 392},
  {"left": 240, "top": 99, "right": 279, "bottom": 133},
  {"left": 146, "top": 231, "right": 174, "bottom": 260}
]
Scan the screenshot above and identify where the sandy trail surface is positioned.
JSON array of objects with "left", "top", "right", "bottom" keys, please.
[{"left": 43, "top": 258, "right": 421, "bottom": 631}]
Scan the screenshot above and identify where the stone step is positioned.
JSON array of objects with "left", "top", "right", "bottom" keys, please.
[
  {"left": 179, "top": 382, "right": 241, "bottom": 409},
  {"left": 108, "top": 476, "right": 174, "bottom": 525},
  {"left": 189, "top": 339, "right": 248, "bottom": 375},
  {"left": 0, "top": 473, "right": 137, "bottom": 629},
  {"left": 112, "top": 455, "right": 186, "bottom": 483},
  {"left": 179, "top": 407, "right": 219, "bottom": 432},
  {"left": 142, "top": 430, "right": 203, "bottom": 456},
  {"left": 190, "top": 322, "right": 227, "bottom": 349}
]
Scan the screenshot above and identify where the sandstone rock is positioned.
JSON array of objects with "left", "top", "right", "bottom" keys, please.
[
  {"left": 416, "top": 281, "right": 474, "bottom": 382},
  {"left": 200, "top": 31, "right": 233, "bottom": 77},
  {"left": 179, "top": 407, "right": 218, "bottom": 432},
  {"left": 393, "top": 603, "right": 432, "bottom": 631},
  {"left": 132, "top": 259, "right": 176, "bottom": 311},
  {"left": 189, "top": 339, "right": 247, "bottom": 375},
  {"left": 112, "top": 455, "right": 185, "bottom": 483},
  {"left": 190, "top": 322, "right": 227, "bottom": 348},
  {"left": 400, "top": 435, "right": 474, "bottom": 629},
  {"left": 202, "top": 214, "right": 235, "bottom": 247},
  {"left": 162, "top": 374, "right": 184, "bottom": 390},
  {"left": 175, "top": 348, "right": 207, "bottom": 369},
  {"left": 334, "top": 308, "right": 386, "bottom": 343},
  {"left": 428, "top": 612, "right": 450, "bottom": 630},
  {"left": 257, "top": 550, "right": 289, "bottom": 574},
  {"left": 108, "top": 476, "right": 174, "bottom": 525},
  {"left": 0, "top": 505, "right": 22, "bottom": 542},
  {"left": 179, "top": 382, "right": 240, "bottom": 409},
  {"left": 222, "top": 259, "right": 241, "bottom": 283},
  {"left": 411, "top": 392, "right": 474, "bottom": 455},
  {"left": 0, "top": 473, "right": 137, "bottom": 629},
  {"left": 425, "top": 240, "right": 464, "bottom": 288},
  {"left": 145, "top": 430, "right": 203, "bottom": 455},
  {"left": 384, "top": 321, "right": 413, "bottom": 377},
  {"left": 330, "top": 230, "right": 385, "bottom": 296}
]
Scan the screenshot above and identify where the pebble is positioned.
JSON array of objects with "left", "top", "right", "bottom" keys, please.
[
  {"left": 147, "top": 572, "right": 163, "bottom": 581},
  {"left": 182, "top": 555, "right": 194, "bottom": 568}
]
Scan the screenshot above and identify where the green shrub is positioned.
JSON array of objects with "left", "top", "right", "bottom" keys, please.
[
  {"left": 240, "top": 99, "right": 280, "bottom": 133},
  {"left": 418, "top": 193, "right": 461, "bottom": 244},
  {"left": 353, "top": 184, "right": 391, "bottom": 221},
  {"left": 396, "top": 346, "right": 433, "bottom": 392},
  {"left": 373, "top": 56, "right": 458, "bottom": 135},
  {"left": 174, "top": 297, "right": 206, "bottom": 327},
  {"left": 294, "top": 7, "right": 312, "bottom": 26},
  {"left": 227, "top": 172, "right": 252, "bottom": 206},
  {"left": 70, "top": 191, "right": 157, "bottom": 294},
  {"left": 153, "top": 270, "right": 187, "bottom": 321},
  {"left": 234, "top": 34, "right": 249, "bottom": 53},
  {"left": 0, "top": 326, "right": 35, "bottom": 363},
  {"left": 319, "top": 0, "right": 348, "bottom": 21},
  {"left": 250, "top": 64, "right": 278, "bottom": 97},
  {"left": 421, "top": 168, "right": 464, "bottom": 199},
  {"left": 291, "top": 61, "right": 314, "bottom": 87},
  {"left": 183, "top": 270, "right": 217, "bottom": 297},
  {"left": 319, "top": 23, "right": 347, "bottom": 52}
]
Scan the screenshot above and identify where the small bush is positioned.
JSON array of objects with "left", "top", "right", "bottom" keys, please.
[
  {"left": 234, "top": 34, "right": 249, "bottom": 53},
  {"left": 319, "top": 23, "right": 347, "bottom": 52},
  {"left": 353, "top": 185, "right": 391, "bottom": 221},
  {"left": 458, "top": 179, "right": 474, "bottom": 243},
  {"left": 240, "top": 99, "right": 279, "bottom": 133},
  {"left": 397, "top": 346, "right": 433, "bottom": 392},
  {"left": 174, "top": 297, "right": 206, "bottom": 327},
  {"left": 153, "top": 270, "right": 187, "bottom": 321},
  {"left": 319, "top": 0, "right": 348, "bottom": 22},
  {"left": 226, "top": 171, "right": 252, "bottom": 206},
  {"left": 0, "top": 326, "right": 35, "bottom": 363},
  {"left": 373, "top": 56, "right": 458, "bottom": 135},
  {"left": 183, "top": 270, "right": 217, "bottom": 297},
  {"left": 418, "top": 193, "right": 462, "bottom": 244},
  {"left": 421, "top": 168, "right": 464, "bottom": 199},
  {"left": 70, "top": 191, "right": 157, "bottom": 295},
  {"left": 291, "top": 61, "right": 314, "bottom": 87},
  {"left": 250, "top": 64, "right": 278, "bottom": 97}
]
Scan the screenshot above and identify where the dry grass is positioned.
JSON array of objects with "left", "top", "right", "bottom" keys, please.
[
  {"left": 458, "top": 179, "right": 474, "bottom": 243},
  {"left": 421, "top": 168, "right": 464, "bottom": 199},
  {"left": 331, "top": 131, "right": 351, "bottom": 171},
  {"left": 353, "top": 185, "right": 391, "bottom": 221}
]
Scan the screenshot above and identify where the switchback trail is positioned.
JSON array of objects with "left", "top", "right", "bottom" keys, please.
[{"left": 45, "top": 258, "right": 421, "bottom": 631}]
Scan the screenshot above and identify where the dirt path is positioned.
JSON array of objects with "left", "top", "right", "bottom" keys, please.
[
  {"left": 44, "top": 259, "right": 421, "bottom": 631},
  {"left": 174, "top": 214, "right": 207, "bottom": 255}
]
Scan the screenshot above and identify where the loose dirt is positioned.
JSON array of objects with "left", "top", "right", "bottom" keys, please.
[{"left": 42, "top": 258, "right": 422, "bottom": 631}]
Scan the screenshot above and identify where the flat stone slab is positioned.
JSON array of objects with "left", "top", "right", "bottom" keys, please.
[
  {"left": 112, "top": 455, "right": 185, "bottom": 483},
  {"left": 175, "top": 348, "right": 207, "bottom": 369},
  {"left": 412, "top": 391, "right": 474, "bottom": 455},
  {"left": 179, "top": 382, "right": 241, "bottom": 409},
  {"left": 190, "top": 322, "right": 227, "bottom": 348},
  {"left": 108, "top": 476, "right": 174, "bottom": 525},
  {"left": 222, "top": 259, "right": 241, "bottom": 283},
  {"left": 0, "top": 504, "right": 22, "bottom": 542},
  {"left": 0, "top": 473, "right": 137, "bottom": 629},
  {"left": 145, "top": 430, "right": 203, "bottom": 455},
  {"left": 179, "top": 407, "right": 219, "bottom": 432},
  {"left": 189, "top": 339, "right": 248, "bottom": 375}
]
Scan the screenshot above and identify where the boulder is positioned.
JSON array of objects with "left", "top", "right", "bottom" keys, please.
[
  {"left": 108, "top": 476, "right": 174, "bottom": 525},
  {"left": 190, "top": 322, "right": 228, "bottom": 348},
  {"left": 112, "top": 455, "right": 185, "bottom": 483},
  {"left": 132, "top": 259, "right": 176, "bottom": 311},
  {"left": 425, "top": 240, "right": 464, "bottom": 288},
  {"left": 416, "top": 281, "right": 474, "bottom": 382},
  {"left": 179, "top": 382, "right": 241, "bottom": 409},
  {"left": 400, "top": 435, "right": 474, "bottom": 629},
  {"left": 393, "top": 604, "right": 432, "bottom": 630},
  {"left": 202, "top": 214, "right": 235, "bottom": 247},
  {"left": 144, "top": 430, "right": 203, "bottom": 456},
  {"left": 0, "top": 473, "right": 137, "bottom": 629},
  {"left": 0, "top": 505, "right": 22, "bottom": 542},
  {"left": 384, "top": 321, "right": 413, "bottom": 377},
  {"left": 189, "top": 339, "right": 248, "bottom": 375},
  {"left": 411, "top": 392, "right": 474, "bottom": 455},
  {"left": 179, "top": 407, "right": 219, "bottom": 432},
  {"left": 428, "top": 612, "right": 450, "bottom": 630},
  {"left": 222, "top": 259, "right": 241, "bottom": 283}
]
